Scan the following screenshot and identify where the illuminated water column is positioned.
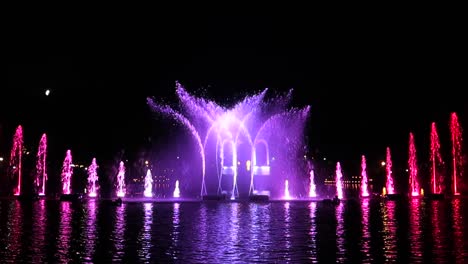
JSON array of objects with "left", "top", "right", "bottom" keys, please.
[
  {"left": 220, "top": 139, "right": 238, "bottom": 199},
  {"left": 250, "top": 139, "right": 270, "bottom": 195}
]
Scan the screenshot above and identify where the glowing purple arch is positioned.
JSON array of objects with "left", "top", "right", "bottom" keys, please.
[{"left": 148, "top": 82, "right": 310, "bottom": 199}]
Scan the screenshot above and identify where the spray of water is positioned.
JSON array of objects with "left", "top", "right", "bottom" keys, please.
[
  {"left": 336, "top": 162, "right": 344, "bottom": 199},
  {"left": 283, "top": 179, "right": 291, "bottom": 200},
  {"left": 144, "top": 169, "right": 153, "bottom": 197},
  {"left": 360, "top": 155, "right": 369, "bottom": 197},
  {"left": 35, "top": 134, "right": 47, "bottom": 196},
  {"left": 87, "top": 158, "right": 99, "bottom": 197},
  {"left": 116, "top": 161, "right": 126, "bottom": 197},
  {"left": 385, "top": 147, "right": 395, "bottom": 195},
  {"left": 61, "top": 150, "right": 73, "bottom": 195},
  {"left": 430, "top": 122, "right": 444, "bottom": 194},
  {"left": 408, "top": 132, "right": 420, "bottom": 196},
  {"left": 9, "top": 125, "right": 23, "bottom": 196},
  {"left": 450, "top": 112, "right": 463, "bottom": 195},
  {"left": 173, "top": 180, "right": 180, "bottom": 198},
  {"left": 308, "top": 169, "right": 317, "bottom": 197}
]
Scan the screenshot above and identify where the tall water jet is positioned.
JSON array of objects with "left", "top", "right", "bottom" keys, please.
[
  {"left": 386, "top": 147, "right": 395, "bottom": 195},
  {"left": 143, "top": 169, "right": 153, "bottom": 197},
  {"left": 173, "top": 180, "right": 180, "bottom": 198},
  {"left": 430, "top": 122, "right": 444, "bottom": 194},
  {"left": 35, "top": 133, "right": 47, "bottom": 196},
  {"left": 308, "top": 169, "right": 317, "bottom": 197},
  {"left": 408, "top": 132, "right": 420, "bottom": 196},
  {"left": 61, "top": 150, "right": 73, "bottom": 195},
  {"left": 87, "top": 158, "right": 99, "bottom": 198},
  {"left": 450, "top": 112, "right": 463, "bottom": 195},
  {"left": 9, "top": 125, "right": 23, "bottom": 196},
  {"left": 116, "top": 161, "right": 126, "bottom": 197},
  {"left": 283, "top": 179, "right": 291, "bottom": 200},
  {"left": 336, "top": 162, "right": 344, "bottom": 199},
  {"left": 360, "top": 155, "right": 369, "bottom": 197}
]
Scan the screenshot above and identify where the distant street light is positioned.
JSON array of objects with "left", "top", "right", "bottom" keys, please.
[
  {"left": 45, "top": 89, "right": 50, "bottom": 96},
  {"left": 381, "top": 161, "right": 386, "bottom": 166}
]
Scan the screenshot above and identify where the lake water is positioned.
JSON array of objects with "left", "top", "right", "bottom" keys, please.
[{"left": 0, "top": 197, "right": 467, "bottom": 263}]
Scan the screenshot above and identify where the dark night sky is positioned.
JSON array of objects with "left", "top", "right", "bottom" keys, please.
[{"left": 2, "top": 8, "right": 467, "bottom": 176}]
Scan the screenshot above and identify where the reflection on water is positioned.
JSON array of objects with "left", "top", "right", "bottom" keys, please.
[
  {"left": 409, "top": 198, "right": 423, "bottom": 263},
  {"left": 57, "top": 201, "right": 71, "bottom": 262},
  {"left": 0, "top": 197, "right": 467, "bottom": 263},
  {"left": 84, "top": 199, "right": 97, "bottom": 262},
  {"left": 112, "top": 202, "right": 125, "bottom": 262},
  {"left": 452, "top": 198, "right": 467, "bottom": 263},
  {"left": 383, "top": 200, "right": 397, "bottom": 262},
  {"left": 361, "top": 198, "right": 371, "bottom": 263}
]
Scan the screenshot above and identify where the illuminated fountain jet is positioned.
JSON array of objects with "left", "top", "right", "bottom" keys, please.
[{"left": 144, "top": 169, "right": 153, "bottom": 198}]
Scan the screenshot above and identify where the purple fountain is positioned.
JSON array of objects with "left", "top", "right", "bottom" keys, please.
[
  {"left": 116, "top": 161, "right": 126, "bottom": 197},
  {"left": 430, "top": 122, "right": 444, "bottom": 194},
  {"left": 35, "top": 133, "right": 47, "bottom": 196},
  {"left": 408, "top": 132, "right": 420, "bottom": 197},
  {"left": 335, "top": 162, "right": 344, "bottom": 199},
  {"left": 9, "top": 125, "right": 23, "bottom": 196},
  {"left": 61, "top": 150, "right": 73, "bottom": 195},
  {"left": 173, "top": 180, "right": 180, "bottom": 198},
  {"left": 308, "top": 169, "right": 317, "bottom": 198},
  {"left": 144, "top": 169, "right": 153, "bottom": 197},
  {"left": 147, "top": 82, "right": 310, "bottom": 199},
  {"left": 87, "top": 158, "right": 99, "bottom": 198},
  {"left": 360, "top": 155, "right": 369, "bottom": 197},
  {"left": 385, "top": 147, "right": 395, "bottom": 195},
  {"left": 450, "top": 112, "right": 463, "bottom": 195}
]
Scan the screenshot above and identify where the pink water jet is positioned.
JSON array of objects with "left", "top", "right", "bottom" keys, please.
[
  {"left": 35, "top": 133, "right": 47, "bottom": 196},
  {"left": 450, "top": 112, "right": 463, "bottom": 195},
  {"left": 360, "top": 155, "right": 369, "bottom": 197},
  {"left": 385, "top": 147, "right": 395, "bottom": 194},
  {"left": 9, "top": 125, "right": 23, "bottom": 196},
  {"left": 61, "top": 150, "right": 73, "bottom": 195},
  {"left": 430, "top": 122, "right": 444, "bottom": 194},
  {"left": 173, "top": 180, "right": 180, "bottom": 198},
  {"left": 87, "top": 158, "right": 99, "bottom": 198},
  {"left": 116, "top": 161, "right": 126, "bottom": 197},
  {"left": 336, "top": 162, "right": 344, "bottom": 199},
  {"left": 308, "top": 170, "right": 317, "bottom": 197},
  {"left": 283, "top": 179, "right": 291, "bottom": 200},
  {"left": 144, "top": 169, "right": 153, "bottom": 197},
  {"left": 408, "top": 132, "right": 420, "bottom": 196}
]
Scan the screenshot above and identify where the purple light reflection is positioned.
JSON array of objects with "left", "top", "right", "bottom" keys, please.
[
  {"left": 360, "top": 199, "right": 371, "bottom": 262},
  {"left": 409, "top": 198, "right": 423, "bottom": 262},
  {"left": 57, "top": 202, "right": 72, "bottom": 261},
  {"left": 111, "top": 203, "right": 125, "bottom": 262},
  {"left": 83, "top": 200, "right": 97, "bottom": 262},
  {"left": 382, "top": 201, "right": 398, "bottom": 261},
  {"left": 335, "top": 202, "right": 345, "bottom": 262},
  {"left": 452, "top": 199, "right": 466, "bottom": 262},
  {"left": 31, "top": 200, "right": 46, "bottom": 261},
  {"left": 308, "top": 202, "right": 317, "bottom": 262},
  {"left": 138, "top": 203, "right": 153, "bottom": 260}
]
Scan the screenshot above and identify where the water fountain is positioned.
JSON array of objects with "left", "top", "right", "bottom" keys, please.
[
  {"left": 173, "top": 180, "right": 180, "bottom": 198},
  {"left": 283, "top": 179, "right": 291, "bottom": 200},
  {"left": 308, "top": 169, "right": 317, "bottom": 198},
  {"left": 9, "top": 125, "right": 23, "bottom": 196},
  {"left": 61, "top": 150, "right": 73, "bottom": 195},
  {"left": 144, "top": 169, "right": 153, "bottom": 197},
  {"left": 360, "top": 155, "right": 369, "bottom": 197},
  {"left": 35, "top": 134, "right": 47, "bottom": 196},
  {"left": 147, "top": 82, "right": 310, "bottom": 200},
  {"left": 116, "top": 161, "right": 126, "bottom": 198},
  {"left": 385, "top": 147, "right": 395, "bottom": 195},
  {"left": 450, "top": 112, "right": 463, "bottom": 195},
  {"left": 429, "top": 122, "right": 445, "bottom": 199},
  {"left": 408, "top": 132, "right": 420, "bottom": 197},
  {"left": 335, "top": 162, "right": 344, "bottom": 199},
  {"left": 87, "top": 158, "right": 99, "bottom": 198}
]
